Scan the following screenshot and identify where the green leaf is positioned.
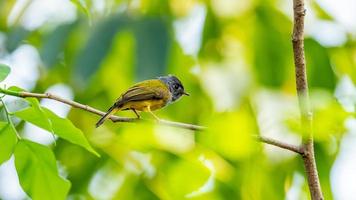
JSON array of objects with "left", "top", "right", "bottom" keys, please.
[
  {"left": 165, "top": 159, "right": 210, "bottom": 198},
  {"left": 14, "top": 106, "right": 99, "bottom": 156},
  {"left": 252, "top": 5, "right": 293, "bottom": 87},
  {"left": 26, "top": 98, "right": 53, "bottom": 133},
  {"left": 8, "top": 86, "right": 25, "bottom": 92},
  {"left": 6, "top": 27, "right": 30, "bottom": 52},
  {"left": 41, "top": 23, "right": 75, "bottom": 68},
  {"left": 0, "top": 121, "right": 17, "bottom": 164},
  {"left": 70, "top": 0, "right": 92, "bottom": 24},
  {"left": 43, "top": 107, "right": 99, "bottom": 156},
  {"left": 133, "top": 18, "right": 170, "bottom": 80},
  {"left": 14, "top": 140, "right": 71, "bottom": 200},
  {"left": 311, "top": 1, "right": 334, "bottom": 20},
  {"left": 305, "top": 38, "right": 336, "bottom": 90},
  {"left": 0, "top": 63, "right": 11, "bottom": 82},
  {"left": 74, "top": 14, "right": 128, "bottom": 86}
]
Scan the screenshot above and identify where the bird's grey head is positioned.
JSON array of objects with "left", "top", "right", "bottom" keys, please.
[{"left": 158, "top": 75, "right": 189, "bottom": 102}]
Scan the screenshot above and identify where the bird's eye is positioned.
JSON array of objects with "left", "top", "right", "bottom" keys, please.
[{"left": 173, "top": 84, "right": 179, "bottom": 90}]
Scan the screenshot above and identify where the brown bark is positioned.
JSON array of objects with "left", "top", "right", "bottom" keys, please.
[{"left": 292, "top": 0, "right": 323, "bottom": 199}]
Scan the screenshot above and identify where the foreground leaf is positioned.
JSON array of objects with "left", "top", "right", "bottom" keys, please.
[
  {"left": 14, "top": 106, "right": 99, "bottom": 156},
  {"left": 7, "top": 86, "right": 25, "bottom": 92},
  {"left": 0, "top": 121, "right": 17, "bottom": 164},
  {"left": 0, "top": 63, "right": 11, "bottom": 82},
  {"left": 14, "top": 140, "right": 71, "bottom": 200},
  {"left": 43, "top": 107, "right": 99, "bottom": 156},
  {"left": 26, "top": 98, "right": 53, "bottom": 132}
]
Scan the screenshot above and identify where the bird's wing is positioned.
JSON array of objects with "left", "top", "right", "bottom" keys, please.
[{"left": 119, "top": 80, "right": 169, "bottom": 103}]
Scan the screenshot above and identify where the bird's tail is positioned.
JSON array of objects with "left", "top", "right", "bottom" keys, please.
[{"left": 96, "top": 104, "right": 119, "bottom": 128}]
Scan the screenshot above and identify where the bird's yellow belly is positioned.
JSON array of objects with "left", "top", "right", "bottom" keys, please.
[{"left": 122, "top": 99, "right": 167, "bottom": 111}]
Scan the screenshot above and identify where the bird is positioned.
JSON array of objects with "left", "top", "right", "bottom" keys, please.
[{"left": 95, "top": 75, "right": 189, "bottom": 128}]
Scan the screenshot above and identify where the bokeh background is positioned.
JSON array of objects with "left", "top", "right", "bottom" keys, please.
[{"left": 0, "top": 0, "right": 356, "bottom": 199}]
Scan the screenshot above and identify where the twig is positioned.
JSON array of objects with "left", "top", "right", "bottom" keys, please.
[
  {"left": 158, "top": 119, "right": 206, "bottom": 131},
  {"left": 0, "top": 88, "right": 206, "bottom": 131},
  {"left": 256, "top": 135, "right": 302, "bottom": 154},
  {"left": 292, "top": 0, "right": 323, "bottom": 199}
]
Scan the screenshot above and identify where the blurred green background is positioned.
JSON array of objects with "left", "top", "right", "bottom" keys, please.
[{"left": 0, "top": 0, "right": 356, "bottom": 199}]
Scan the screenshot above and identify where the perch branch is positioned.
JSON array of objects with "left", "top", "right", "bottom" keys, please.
[
  {"left": 0, "top": 88, "right": 206, "bottom": 131},
  {"left": 292, "top": 0, "right": 323, "bottom": 199}
]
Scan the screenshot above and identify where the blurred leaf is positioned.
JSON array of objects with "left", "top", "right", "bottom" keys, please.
[
  {"left": 253, "top": 5, "right": 292, "bottom": 87},
  {"left": 183, "top": 147, "right": 235, "bottom": 183},
  {"left": 94, "top": 30, "right": 135, "bottom": 99},
  {"left": 133, "top": 18, "right": 170, "bottom": 80},
  {"left": 6, "top": 26, "right": 30, "bottom": 52},
  {"left": 165, "top": 159, "right": 210, "bottom": 198},
  {"left": 311, "top": 1, "right": 334, "bottom": 20},
  {"left": 286, "top": 91, "right": 348, "bottom": 140},
  {"left": 55, "top": 140, "right": 100, "bottom": 193},
  {"left": 75, "top": 16, "right": 170, "bottom": 85},
  {"left": 70, "top": 0, "right": 92, "bottom": 23},
  {"left": 133, "top": 180, "right": 160, "bottom": 200},
  {"left": 314, "top": 143, "right": 337, "bottom": 200},
  {"left": 14, "top": 140, "right": 71, "bottom": 200},
  {"left": 41, "top": 23, "right": 75, "bottom": 68},
  {"left": 167, "top": 41, "right": 195, "bottom": 74},
  {"left": 131, "top": 0, "right": 170, "bottom": 16},
  {"left": 305, "top": 38, "right": 336, "bottom": 90},
  {"left": 118, "top": 122, "right": 156, "bottom": 150},
  {"left": 74, "top": 14, "right": 128, "bottom": 85},
  {"left": 313, "top": 98, "right": 348, "bottom": 141},
  {"left": 199, "top": 7, "right": 223, "bottom": 61},
  {"left": 0, "top": 63, "right": 10, "bottom": 82},
  {"left": 329, "top": 47, "right": 356, "bottom": 82},
  {"left": 0, "top": 121, "right": 17, "bottom": 164},
  {"left": 14, "top": 106, "right": 99, "bottom": 156},
  {"left": 0, "top": 0, "right": 17, "bottom": 29},
  {"left": 238, "top": 158, "right": 289, "bottom": 200},
  {"left": 202, "top": 108, "right": 257, "bottom": 160}
]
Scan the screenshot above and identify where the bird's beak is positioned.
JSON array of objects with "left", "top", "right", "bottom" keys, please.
[{"left": 183, "top": 91, "right": 190, "bottom": 96}]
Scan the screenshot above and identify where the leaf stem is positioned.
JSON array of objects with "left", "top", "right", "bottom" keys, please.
[
  {"left": 0, "top": 98, "right": 22, "bottom": 139},
  {"left": 0, "top": 87, "right": 21, "bottom": 97}
]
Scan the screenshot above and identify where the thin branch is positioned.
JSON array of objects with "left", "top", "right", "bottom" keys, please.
[
  {"left": 159, "top": 119, "right": 206, "bottom": 130},
  {"left": 112, "top": 117, "right": 206, "bottom": 131},
  {"left": 0, "top": 89, "right": 206, "bottom": 131},
  {"left": 292, "top": 0, "right": 323, "bottom": 199},
  {"left": 256, "top": 135, "right": 303, "bottom": 154}
]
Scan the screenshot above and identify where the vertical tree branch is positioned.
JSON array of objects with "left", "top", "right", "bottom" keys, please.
[{"left": 292, "top": 0, "right": 323, "bottom": 199}]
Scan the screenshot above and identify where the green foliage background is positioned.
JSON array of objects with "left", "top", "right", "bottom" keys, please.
[{"left": 0, "top": 0, "right": 355, "bottom": 199}]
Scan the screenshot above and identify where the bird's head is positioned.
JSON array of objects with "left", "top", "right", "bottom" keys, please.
[{"left": 158, "top": 75, "right": 189, "bottom": 102}]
